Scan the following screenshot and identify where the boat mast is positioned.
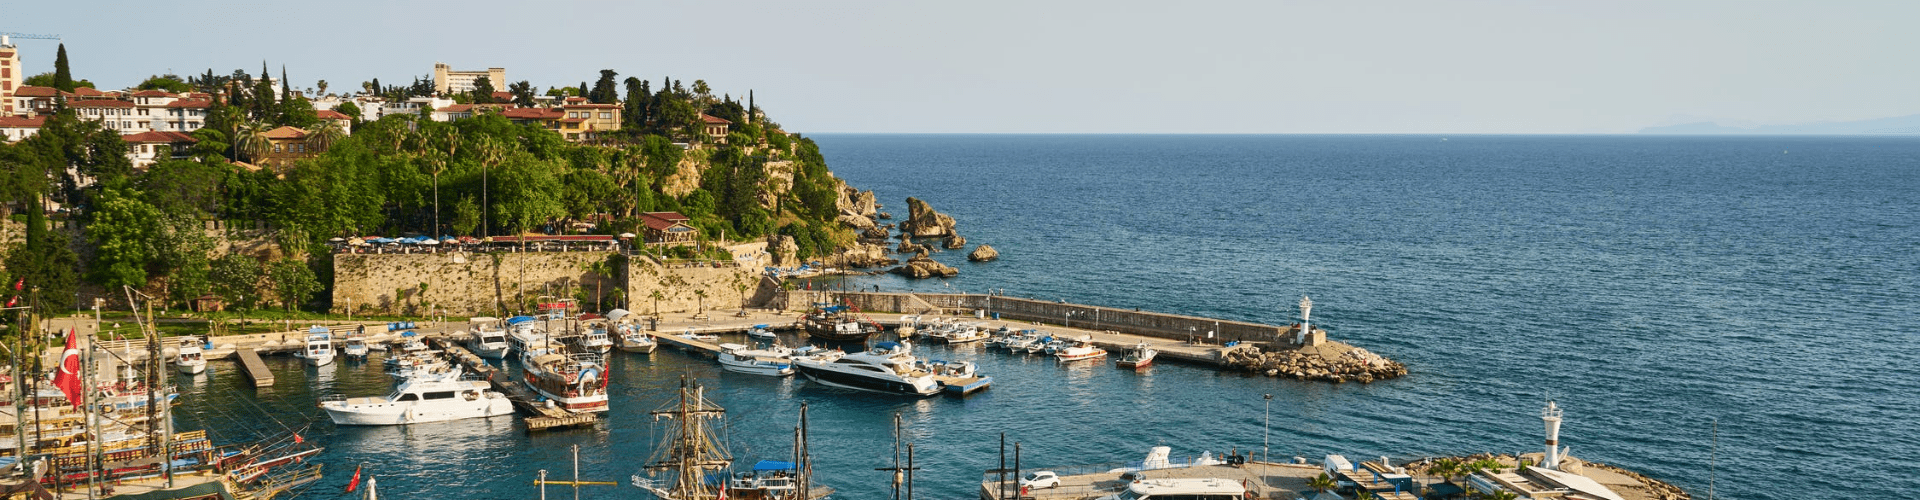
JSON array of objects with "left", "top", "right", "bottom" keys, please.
[{"left": 644, "top": 378, "right": 729, "bottom": 499}]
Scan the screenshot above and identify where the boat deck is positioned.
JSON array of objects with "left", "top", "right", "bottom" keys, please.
[{"left": 436, "top": 340, "right": 598, "bottom": 432}]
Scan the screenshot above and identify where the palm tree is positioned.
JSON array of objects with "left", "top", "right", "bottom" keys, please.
[
  {"left": 583, "top": 259, "right": 613, "bottom": 311},
  {"left": 1307, "top": 472, "right": 1337, "bottom": 495},
  {"left": 1429, "top": 458, "right": 1461, "bottom": 486},
  {"left": 693, "top": 288, "right": 709, "bottom": 317},
  {"left": 305, "top": 119, "right": 345, "bottom": 153},
  {"left": 236, "top": 120, "right": 272, "bottom": 164}
]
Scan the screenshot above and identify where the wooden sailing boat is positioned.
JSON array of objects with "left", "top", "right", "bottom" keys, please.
[{"left": 633, "top": 378, "right": 732, "bottom": 500}]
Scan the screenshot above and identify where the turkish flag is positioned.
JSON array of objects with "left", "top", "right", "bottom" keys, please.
[
  {"left": 52, "top": 329, "right": 83, "bottom": 408},
  {"left": 346, "top": 464, "right": 362, "bottom": 492}
]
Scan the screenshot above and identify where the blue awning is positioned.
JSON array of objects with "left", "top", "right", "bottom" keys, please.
[
  {"left": 752, "top": 460, "right": 796, "bottom": 471},
  {"left": 506, "top": 316, "right": 536, "bottom": 325}
]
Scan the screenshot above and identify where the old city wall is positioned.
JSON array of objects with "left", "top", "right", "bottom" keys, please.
[
  {"left": 784, "top": 290, "right": 1286, "bottom": 344},
  {"left": 332, "top": 251, "right": 760, "bottom": 317}
]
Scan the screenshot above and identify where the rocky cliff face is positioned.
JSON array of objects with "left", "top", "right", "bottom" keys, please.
[{"left": 897, "top": 197, "right": 957, "bottom": 237}]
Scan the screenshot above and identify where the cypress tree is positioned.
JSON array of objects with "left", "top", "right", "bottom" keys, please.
[
  {"left": 280, "top": 65, "right": 291, "bottom": 101},
  {"left": 52, "top": 44, "right": 73, "bottom": 91}
]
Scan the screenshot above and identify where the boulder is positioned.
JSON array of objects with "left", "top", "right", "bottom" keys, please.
[
  {"left": 861, "top": 226, "right": 890, "bottom": 240},
  {"left": 897, "top": 197, "right": 957, "bottom": 237},
  {"left": 837, "top": 214, "right": 876, "bottom": 230},
  {"left": 836, "top": 184, "right": 878, "bottom": 217},
  {"left": 896, "top": 240, "right": 926, "bottom": 254},
  {"left": 827, "top": 243, "right": 897, "bottom": 269},
  {"left": 942, "top": 234, "right": 966, "bottom": 249},
  {"left": 768, "top": 235, "right": 800, "bottom": 268},
  {"left": 968, "top": 244, "right": 999, "bottom": 262},
  {"left": 876, "top": 212, "right": 893, "bottom": 220},
  {"left": 891, "top": 257, "right": 959, "bottom": 279}
]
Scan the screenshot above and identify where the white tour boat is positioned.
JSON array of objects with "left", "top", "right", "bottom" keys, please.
[
  {"left": 466, "top": 317, "right": 512, "bottom": 359},
  {"left": 716, "top": 343, "right": 796, "bottom": 377},
  {"left": 175, "top": 339, "right": 207, "bottom": 374},
  {"left": 320, "top": 368, "right": 514, "bottom": 426},
  {"left": 292, "top": 326, "right": 336, "bottom": 366}
]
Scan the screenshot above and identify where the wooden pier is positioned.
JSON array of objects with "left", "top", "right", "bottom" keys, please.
[
  {"left": 234, "top": 348, "right": 273, "bottom": 387},
  {"left": 651, "top": 332, "right": 725, "bottom": 358}
]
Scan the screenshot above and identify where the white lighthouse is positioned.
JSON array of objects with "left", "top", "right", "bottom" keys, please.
[
  {"left": 1296, "top": 296, "right": 1313, "bottom": 345},
  {"left": 1542, "top": 401, "right": 1567, "bottom": 470}
]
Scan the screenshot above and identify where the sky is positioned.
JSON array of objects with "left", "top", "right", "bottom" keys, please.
[{"left": 8, "top": 0, "right": 1919, "bottom": 134}]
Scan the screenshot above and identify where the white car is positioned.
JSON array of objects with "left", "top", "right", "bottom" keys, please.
[{"left": 1020, "top": 471, "right": 1061, "bottom": 489}]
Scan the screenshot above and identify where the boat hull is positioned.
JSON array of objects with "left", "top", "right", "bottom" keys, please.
[
  {"left": 1117, "top": 352, "right": 1156, "bottom": 369},
  {"left": 176, "top": 361, "right": 206, "bottom": 375},
  {"left": 468, "top": 341, "right": 511, "bottom": 359},
  {"left": 794, "top": 365, "right": 938, "bottom": 397},
  {"left": 323, "top": 397, "right": 515, "bottom": 426},
  {"left": 617, "top": 339, "right": 657, "bottom": 353},
  {"left": 719, "top": 357, "right": 794, "bottom": 377}
]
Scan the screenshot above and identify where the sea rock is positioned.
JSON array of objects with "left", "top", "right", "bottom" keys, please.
[
  {"left": 861, "top": 226, "right": 890, "bottom": 240},
  {"left": 896, "top": 240, "right": 926, "bottom": 254},
  {"left": 837, "top": 214, "right": 876, "bottom": 230},
  {"left": 968, "top": 245, "right": 999, "bottom": 262},
  {"left": 942, "top": 234, "right": 966, "bottom": 249},
  {"left": 826, "top": 243, "right": 896, "bottom": 269},
  {"left": 897, "top": 197, "right": 957, "bottom": 237},
  {"left": 876, "top": 212, "right": 893, "bottom": 220},
  {"left": 891, "top": 255, "right": 958, "bottom": 279},
  {"left": 837, "top": 184, "right": 878, "bottom": 218}
]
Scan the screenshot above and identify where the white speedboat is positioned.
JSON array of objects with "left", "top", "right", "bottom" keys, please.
[
  {"left": 466, "top": 317, "right": 511, "bottom": 359},
  {"left": 292, "top": 326, "right": 336, "bottom": 366},
  {"left": 747, "top": 324, "right": 777, "bottom": 340},
  {"left": 175, "top": 339, "right": 207, "bottom": 374},
  {"left": 716, "top": 343, "right": 795, "bottom": 377},
  {"left": 342, "top": 336, "right": 371, "bottom": 360},
  {"left": 320, "top": 368, "right": 514, "bottom": 426},
  {"left": 384, "top": 352, "right": 453, "bottom": 381},
  {"left": 1116, "top": 342, "right": 1157, "bottom": 369},
  {"left": 616, "top": 325, "right": 656, "bottom": 354},
  {"left": 1055, "top": 343, "right": 1107, "bottom": 362},
  {"left": 791, "top": 341, "right": 939, "bottom": 396},
  {"left": 943, "top": 323, "right": 991, "bottom": 344},
  {"left": 679, "top": 329, "right": 719, "bottom": 342}
]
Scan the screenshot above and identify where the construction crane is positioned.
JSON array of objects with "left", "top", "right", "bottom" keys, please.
[{"left": 0, "top": 32, "right": 61, "bottom": 46}]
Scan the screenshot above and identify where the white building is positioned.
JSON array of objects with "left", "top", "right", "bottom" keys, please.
[
  {"left": 0, "top": 115, "right": 43, "bottom": 142},
  {"left": 1, "top": 37, "right": 20, "bottom": 117},
  {"left": 432, "top": 63, "right": 504, "bottom": 95},
  {"left": 380, "top": 96, "right": 455, "bottom": 119}
]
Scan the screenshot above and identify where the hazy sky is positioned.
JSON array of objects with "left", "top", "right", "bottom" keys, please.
[{"left": 9, "top": 0, "right": 1917, "bottom": 133}]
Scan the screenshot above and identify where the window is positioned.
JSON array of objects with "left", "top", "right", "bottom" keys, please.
[
  {"left": 274, "top": 144, "right": 282, "bottom": 153},
  {"left": 599, "top": 112, "right": 611, "bottom": 119},
  {"left": 423, "top": 391, "right": 457, "bottom": 400},
  {"left": 396, "top": 393, "right": 420, "bottom": 402}
]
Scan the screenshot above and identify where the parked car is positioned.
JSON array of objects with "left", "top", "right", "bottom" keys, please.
[{"left": 1020, "top": 471, "right": 1061, "bottom": 489}]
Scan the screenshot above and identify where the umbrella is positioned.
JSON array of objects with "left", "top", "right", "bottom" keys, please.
[
  {"left": 420, "top": 239, "right": 440, "bottom": 245},
  {"left": 618, "top": 232, "right": 637, "bottom": 238},
  {"left": 328, "top": 237, "right": 345, "bottom": 242}
]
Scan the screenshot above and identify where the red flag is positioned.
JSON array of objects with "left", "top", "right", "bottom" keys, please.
[
  {"left": 11, "top": 278, "right": 21, "bottom": 291},
  {"left": 52, "top": 329, "right": 82, "bottom": 408},
  {"left": 294, "top": 433, "right": 305, "bottom": 444},
  {"left": 346, "top": 464, "right": 362, "bottom": 492}
]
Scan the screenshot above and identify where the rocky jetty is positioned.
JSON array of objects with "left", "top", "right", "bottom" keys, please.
[
  {"left": 897, "top": 197, "right": 957, "bottom": 237},
  {"left": 968, "top": 245, "right": 999, "bottom": 262},
  {"left": 1407, "top": 454, "right": 1691, "bottom": 500},
  {"left": 942, "top": 234, "right": 966, "bottom": 249},
  {"left": 891, "top": 254, "right": 958, "bottom": 279},
  {"left": 1222, "top": 341, "right": 1407, "bottom": 383}
]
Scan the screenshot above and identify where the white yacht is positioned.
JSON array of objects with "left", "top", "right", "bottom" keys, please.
[
  {"left": 748, "top": 324, "right": 777, "bottom": 340},
  {"left": 466, "top": 317, "right": 511, "bottom": 359},
  {"left": 175, "top": 339, "right": 207, "bottom": 374},
  {"left": 716, "top": 343, "right": 795, "bottom": 377},
  {"left": 320, "top": 368, "right": 514, "bottom": 426},
  {"left": 504, "top": 316, "right": 545, "bottom": 355},
  {"left": 292, "top": 326, "right": 336, "bottom": 366},
  {"left": 791, "top": 341, "right": 939, "bottom": 396}
]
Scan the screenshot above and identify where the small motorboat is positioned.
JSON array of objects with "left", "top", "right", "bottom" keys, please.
[
  {"left": 292, "top": 326, "right": 336, "bottom": 366},
  {"left": 943, "top": 324, "right": 991, "bottom": 344},
  {"left": 342, "top": 336, "right": 371, "bottom": 360},
  {"left": 1115, "top": 342, "right": 1157, "bottom": 369},
  {"left": 717, "top": 343, "right": 795, "bottom": 377},
  {"left": 1054, "top": 342, "right": 1107, "bottom": 362},
  {"left": 748, "top": 324, "right": 777, "bottom": 340},
  {"left": 466, "top": 317, "right": 512, "bottom": 359},
  {"left": 175, "top": 339, "right": 207, "bottom": 375},
  {"left": 679, "top": 329, "right": 719, "bottom": 342},
  {"left": 617, "top": 326, "right": 657, "bottom": 354}
]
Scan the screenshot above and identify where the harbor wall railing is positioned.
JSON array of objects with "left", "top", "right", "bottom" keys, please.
[{"left": 781, "top": 291, "right": 1287, "bottom": 345}]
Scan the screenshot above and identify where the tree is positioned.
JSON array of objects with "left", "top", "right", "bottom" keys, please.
[
  {"left": 590, "top": 70, "right": 619, "bottom": 104},
  {"left": 316, "top": 79, "right": 329, "bottom": 96},
  {"left": 305, "top": 119, "right": 346, "bottom": 153},
  {"left": 53, "top": 44, "right": 73, "bottom": 92},
  {"left": 508, "top": 80, "right": 536, "bottom": 106},
  {"left": 266, "top": 259, "right": 320, "bottom": 311},
  {"left": 333, "top": 101, "right": 363, "bottom": 128},
  {"left": 209, "top": 254, "right": 262, "bottom": 309},
  {"left": 138, "top": 159, "right": 226, "bottom": 216},
  {"left": 136, "top": 74, "right": 192, "bottom": 93},
  {"left": 471, "top": 75, "right": 497, "bottom": 104},
  {"left": 236, "top": 121, "right": 273, "bottom": 164},
  {"left": 85, "top": 185, "right": 163, "bottom": 291},
  {"left": 1, "top": 196, "right": 80, "bottom": 313},
  {"left": 1307, "top": 472, "right": 1337, "bottom": 494}
]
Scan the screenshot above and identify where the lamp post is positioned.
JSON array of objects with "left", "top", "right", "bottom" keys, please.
[{"left": 1263, "top": 393, "right": 1273, "bottom": 487}]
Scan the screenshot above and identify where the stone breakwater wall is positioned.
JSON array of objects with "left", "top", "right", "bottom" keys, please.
[
  {"left": 1222, "top": 338, "right": 1409, "bottom": 383},
  {"left": 786, "top": 291, "right": 1288, "bottom": 343},
  {"left": 333, "top": 252, "right": 757, "bottom": 317}
]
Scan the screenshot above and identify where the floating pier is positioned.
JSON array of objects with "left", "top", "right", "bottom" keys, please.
[
  {"left": 434, "top": 339, "right": 598, "bottom": 432},
  {"left": 235, "top": 348, "right": 273, "bottom": 387}
]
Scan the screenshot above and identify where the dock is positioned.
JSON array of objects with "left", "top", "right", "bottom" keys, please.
[
  {"left": 977, "top": 461, "right": 1322, "bottom": 500},
  {"left": 234, "top": 348, "right": 273, "bottom": 387},
  {"left": 936, "top": 374, "right": 993, "bottom": 395},
  {"left": 652, "top": 332, "right": 725, "bottom": 358}
]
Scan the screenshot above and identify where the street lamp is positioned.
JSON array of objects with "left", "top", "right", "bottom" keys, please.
[{"left": 1263, "top": 393, "right": 1273, "bottom": 488}]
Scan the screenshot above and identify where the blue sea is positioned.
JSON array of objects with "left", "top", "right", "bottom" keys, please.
[{"left": 171, "top": 135, "right": 1918, "bottom": 499}]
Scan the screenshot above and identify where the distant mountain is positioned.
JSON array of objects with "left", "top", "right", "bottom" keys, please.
[{"left": 1639, "top": 114, "right": 1920, "bottom": 135}]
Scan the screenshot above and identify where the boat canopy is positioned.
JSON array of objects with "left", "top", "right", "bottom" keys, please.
[
  {"left": 752, "top": 460, "right": 796, "bottom": 471},
  {"left": 308, "top": 325, "right": 330, "bottom": 333},
  {"left": 752, "top": 324, "right": 769, "bottom": 329},
  {"left": 819, "top": 305, "right": 847, "bottom": 313},
  {"left": 506, "top": 316, "right": 537, "bottom": 325},
  {"left": 872, "top": 341, "right": 902, "bottom": 351}
]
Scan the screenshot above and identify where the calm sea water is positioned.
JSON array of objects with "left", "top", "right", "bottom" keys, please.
[{"left": 171, "top": 135, "right": 1918, "bottom": 499}]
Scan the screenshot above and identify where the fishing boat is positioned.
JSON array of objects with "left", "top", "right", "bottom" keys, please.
[
  {"left": 575, "top": 320, "right": 616, "bottom": 355},
  {"left": 175, "top": 338, "right": 207, "bottom": 374},
  {"left": 1116, "top": 342, "right": 1157, "bottom": 369},
  {"left": 466, "top": 317, "right": 512, "bottom": 359},
  {"left": 791, "top": 341, "right": 940, "bottom": 396},
  {"left": 943, "top": 323, "right": 991, "bottom": 344},
  {"left": 292, "top": 326, "right": 336, "bottom": 366},
  {"left": 521, "top": 346, "right": 609, "bottom": 413},
  {"left": 716, "top": 344, "right": 795, "bottom": 377},
  {"left": 617, "top": 326, "right": 658, "bottom": 354},
  {"left": 801, "top": 304, "right": 876, "bottom": 342},
  {"left": 321, "top": 367, "right": 514, "bottom": 425},
  {"left": 342, "top": 335, "right": 371, "bottom": 360},
  {"left": 1055, "top": 341, "right": 1108, "bottom": 362}
]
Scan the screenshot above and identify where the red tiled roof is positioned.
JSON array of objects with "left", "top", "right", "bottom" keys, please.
[
  {"left": 165, "top": 99, "right": 211, "bottom": 108},
  {"left": 436, "top": 104, "right": 475, "bottom": 113},
  {"left": 262, "top": 126, "right": 307, "bottom": 140},
  {"left": 563, "top": 103, "right": 619, "bottom": 109},
  {"left": 121, "top": 131, "right": 197, "bottom": 143},
  {"left": 315, "top": 109, "right": 353, "bottom": 121},
  {"left": 0, "top": 116, "right": 47, "bottom": 127},
  {"left": 131, "top": 90, "right": 176, "bottom": 98},
  {"left": 13, "top": 86, "right": 58, "bottom": 97},
  {"left": 68, "top": 87, "right": 113, "bottom": 97},
  {"left": 639, "top": 217, "right": 686, "bottom": 232},
  {"left": 501, "top": 107, "right": 563, "bottom": 120},
  {"left": 491, "top": 91, "right": 514, "bottom": 100},
  {"left": 564, "top": 97, "right": 587, "bottom": 103},
  {"left": 68, "top": 100, "right": 136, "bottom": 108},
  {"left": 701, "top": 114, "right": 732, "bottom": 125},
  {"left": 642, "top": 211, "right": 689, "bottom": 222}
]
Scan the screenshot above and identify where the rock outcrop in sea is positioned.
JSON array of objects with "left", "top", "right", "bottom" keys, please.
[
  {"left": 828, "top": 242, "right": 896, "bottom": 268},
  {"left": 892, "top": 253, "right": 959, "bottom": 279},
  {"left": 942, "top": 234, "right": 966, "bottom": 249},
  {"left": 968, "top": 245, "right": 999, "bottom": 262},
  {"left": 1222, "top": 331, "right": 1408, "bottom": 383},
  {"left": 897, "top": 197, "right": 957, "bottom": 237}
]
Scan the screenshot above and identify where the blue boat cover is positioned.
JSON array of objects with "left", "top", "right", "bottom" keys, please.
[
  {"left": 820, "top": 305, "right": 847, "bottom": 313},
  {"left": 506, "top": 316, "right": 536, "bottom": 325},
  {"left": 308, "top": 325, "right": 329, "bottom": 333},
  {"left": 753, "top": 460, "right": 796, "bottom": 471},
  {"left": 401, "top": 330, "right": 418, "bottom": 337},
  {"left": 872, "top": 341, "right": 901, "bottom": 351}
]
